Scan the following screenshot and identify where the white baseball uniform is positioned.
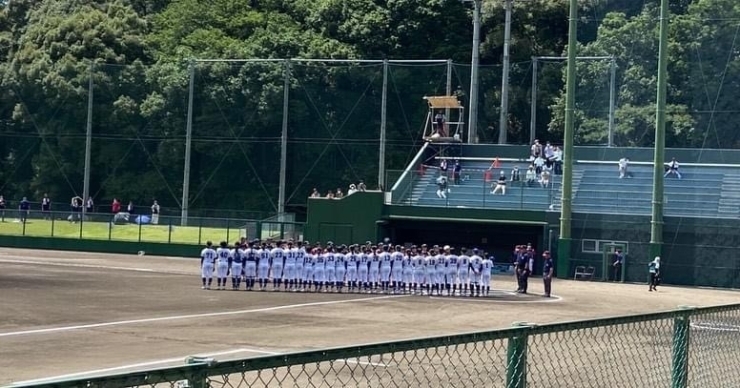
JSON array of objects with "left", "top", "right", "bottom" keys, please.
[
  {"left": 457, "top": 254, "right": 470, "bottom": 287},
  {"left": 244, "top": 247, "right": 257, "bottom": 278},
  {"left": 402, "top": 254, "right": 413, "bottom": 284},
  {"left": 230, "top": 248, "right": 243, "bottom": 280},
  {"left": 445, "top": 254, "right": 458, "bottom": 285},
  {"left": 324, "top": 252, "right": 336, "bottom": 283},
  {"left": 412, "top": 254, "right": 426, "bottom": 284},
  {"left": 379, "top": 251, "right": 392, "bottom": 282},
  {"left": 391, "top": 251, "right": 404, "bottom": 282},
  {"left": 271, "top": 247, "right": 285, "bottom": 281},
  {"left": 257, "top": 248, "right": 271, "bottom": 280},
  {"left": 313, "top": 253, "right": 325, "bottom": 283},
  {"left": 358, "top": 253, "right": 370, "bottom": 283},
  {"left": 481, "top": 258, "right": 493, "bottom": 287},
  {"left": 369, "top": 253, "right": 381, "bottom": 283},
  {"left": 335, "top": 253, "right": 346, "bottom": 284},
  {"left": 469, "top": 255, "right": 483, "bottom": 284},
  {"left": 283, "top": 247, "right": 297, "bottom": 281},
  {"left": 200, "top": 247, "right": 216, "bottom": 278},
  {"left": 215, "top": 247, "right": 230, "bottom": 279}
]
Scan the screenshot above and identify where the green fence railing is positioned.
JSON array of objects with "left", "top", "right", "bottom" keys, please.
[
  {"left": 11, "top": 303, "right": 740, "bottom": 388},
  {"left": 0, "top": 210, "right": 303, "bottom": 245}
]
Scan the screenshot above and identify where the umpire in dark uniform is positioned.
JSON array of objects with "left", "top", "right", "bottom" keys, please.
[
  {"left": 612, "top": 249, "right": 624, "bottom": 282},
  {"left": 542, "top": 251, "right": 554, "bottom": 297},
  {"left": 515, "top": 246, "right": 530, "bottom": 293}
]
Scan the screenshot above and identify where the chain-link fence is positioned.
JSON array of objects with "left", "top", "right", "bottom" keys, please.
[{"left": 16, "top": 303, "right": 740, "bottom": 388}]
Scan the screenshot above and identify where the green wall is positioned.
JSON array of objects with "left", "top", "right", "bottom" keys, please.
[
  {"left": 384, "top": 205, "right": 547, "bottom": 224},
  {"left": 0, "top": 235, "right": 199, "bottom": 257},
  {"left": 304, "top": 192, "right": 385, "bottom": 245}
]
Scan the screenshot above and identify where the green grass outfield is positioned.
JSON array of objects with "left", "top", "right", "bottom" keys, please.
[{"left": 0, "top": 218, "right": 239, "bottom": 245}]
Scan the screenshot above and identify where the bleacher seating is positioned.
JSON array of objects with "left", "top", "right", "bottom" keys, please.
[{"left": 400, "top": 158, "right": 740, "bottom": 218}]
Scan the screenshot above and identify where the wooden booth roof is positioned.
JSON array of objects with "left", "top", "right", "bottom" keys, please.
[{"left": 424, "top": 96, "right": 463, "bottom": 109}]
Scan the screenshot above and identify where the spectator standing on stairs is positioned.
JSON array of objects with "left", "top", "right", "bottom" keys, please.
[
  {"left": 534, "top": 155, "right": 545, "bottom": 175},
  {"left": 619, "top": 157, "right": 631, "bottom": 179},
  {"left": 531, "top": 139, "right": 542, "bottom": 158},
  {"left": 453, "top": 160, "right": 462, "bottom": 185},
  {"left": 664, "top": 157, "right": 682, "bottom": 179},
  {"left": 491, "top": 171, "right": 507, "bottom": 195},
  {"left": 553, "top": 147, "right": 563, "bottom": 175},
  {"left": 439, "top": 159, "right": 448, "bottom": 177}
]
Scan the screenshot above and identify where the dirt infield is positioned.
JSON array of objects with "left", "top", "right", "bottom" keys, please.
[{"left": 0, "top": 248, "right": 738, "bottom": 385}]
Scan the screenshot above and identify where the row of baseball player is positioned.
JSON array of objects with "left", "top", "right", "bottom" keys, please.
[{"left": 200, "top": 240, "right": 495, "bottom": 297}]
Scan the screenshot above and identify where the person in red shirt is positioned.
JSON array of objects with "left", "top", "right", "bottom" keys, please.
[{"left": 111, "top": 198, "right": 121, "bottom": 213}]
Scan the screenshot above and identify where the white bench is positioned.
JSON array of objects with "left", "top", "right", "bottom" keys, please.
[{"left": 574, "top": 266, "right": 596, "bottom": 281}]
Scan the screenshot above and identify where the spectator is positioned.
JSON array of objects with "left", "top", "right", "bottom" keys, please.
[
  {"left": 111, "top": 198, "right": 121, "bottom": 214},
  {"left": 534, "top": 155, "right": 545, "bottom": 175},
  {"left": 335, "top": 188, "right": 344, "bottom": 199},
  {"left": 544, "top": 142, "right": 555, "bottom": 169},
  {"left": 127, "top": 201, "right": 135, "bottom": 215},
  {"left": 553, "top": 146, "right": 563, "bottom": 175},
  {"left": 648, "top": 256, "right": 661, "bottom": 292},
  {"left": 664, "top": 157, "right": 682, "bottom": 179},
  {"left": 86, "top": 197, "right": 94, "bottom": 214},
  {"left": 436, "top": 175, "right": 448, "bottom": 199},
  {"left": 488, "top": 157, "right": 501, "bottom": 170},
  {"left": 453, "top": 160, "right": 462, "bottom": 185},
  {"left": 357, "top": 181, "right": 367, "bottom": 192},
  {"left": 69, "top": 196, "right": 83, "bottom": 223},
  {"left": 0, "top": 195, "right": 5, "bottom": 221},
  {"left": 530, "top": 139, "right": 542, "bottom": 158},
  {"left": 491, "top": 171, "right": 507, "bottom": 195},
  {"left": 151, "top": 200, "right": 160, "bottom": 225},
  {"left": 510, "top": 166, "right": 521, "bottom": 183},
  {"left": 612, "top": 249, "right": 624, "bottom": 282},
  {"left": 540, "top": 169, "right": 551, "bottom": 188},
  {"left": 439, "top": 159, "right": 448, "bottom": 177},
  {"left": 310, "top": 188, "right": 320, "bottom": 198},
  {"left": 325, "top": 191, "right": 334, "bottom": 199},
  {"left": 18, "top": 196, "right": 30, "bottom": 223},
  {"left": 347, "top": 184, "right": 358, "bottom": 195},
  {"left": 41, "top": 193, "right": 51, "bottom": 220},
  {"left": 525, "top": 165, "right": 537, "bottom": 186},
  {"left": 618, "top": 157, "right": 631, "bottom": 179},
  {"left": 434, "top": 111, "right": 447, "bottom": 136}
]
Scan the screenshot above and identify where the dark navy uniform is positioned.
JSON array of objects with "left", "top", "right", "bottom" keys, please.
[
  {"left": 542, "top": 253, "right": 554, "bottom": 297},
  {"left": 515, "top": 252, "right": 527, "bottom": 292}
]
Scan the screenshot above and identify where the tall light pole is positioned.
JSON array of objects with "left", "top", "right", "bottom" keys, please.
[
  {"left": 498, "top": 0, "right": 513, "bottom": 144},
  {"left": 466, "top": 0, "right": 482, "bottom": 144}
]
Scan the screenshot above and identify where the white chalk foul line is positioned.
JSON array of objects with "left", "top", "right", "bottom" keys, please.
[
  {"left": 7, "top": 348, "right": 262, "bottom": 386},
  {"left": 0, "top": 295, "right": 407, "bottom": 338},
  {"left": 0, "top": 258, "right": 160, "bottom": 274}
]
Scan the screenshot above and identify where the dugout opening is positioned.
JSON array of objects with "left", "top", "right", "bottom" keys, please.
[{"left": 382, "top": 217, "right": 545, "bottom": 269}]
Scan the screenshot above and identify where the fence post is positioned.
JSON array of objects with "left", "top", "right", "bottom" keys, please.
[
  {"left": 168, "top": 217, "right": 172, "bottom": 244},
  {"left": 185, "top": 356, "right": 215, "bottom": 388},
  {"left": 51, "top": 215, "right": 55, "bottom": 237},
  {"left": 506, "top": 322, "right": 531, "bottom": 388},
  {"left": 671, "top": 306, "right": 694, "bottom": 388}
]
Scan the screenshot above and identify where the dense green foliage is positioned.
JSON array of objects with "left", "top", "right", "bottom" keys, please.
[{"left": 0, "top": 0, "right": 738, "bottom": 215}]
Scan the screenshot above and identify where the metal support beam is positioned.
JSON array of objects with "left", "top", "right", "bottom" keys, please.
[
  {"left": 378, "top": 60, "right": 389, "bottom": 190},
  {"left": 181, "top": 61, "right": 195, "bottom": 226},
  {"left": 650, "top": 0, "right": 670, "bottom": 258},
  {"left": 498, "top": 0, "right": 513, "bottom": 144},
  {"left": 529, "top": 57, "right": 538, "bottom": 145},
  {"left": 467, "top": 0, "right": 482, "bottom": 144},
  {"left": 608, "top": 58, "right": 617, "bottom": 147},
  {"left": 83, "top": 62, "right": 93, "bottom": 217},
  {"left": 278, "top": 60, "right": 291, "bottom": 216},
  {"left": 557, "top": 0, "right": 578, "bottom": 278}
]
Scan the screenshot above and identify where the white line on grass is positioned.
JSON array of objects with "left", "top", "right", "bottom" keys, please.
[{"left": 0, "top": 295, "right": 407, "bottom": 338}]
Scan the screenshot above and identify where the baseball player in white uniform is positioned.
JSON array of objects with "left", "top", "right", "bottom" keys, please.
[
  {"left": 215, "top": 241, "right": 231, "bottom": 290},
  {"left": 346, "top": 245, "right": 359, "bottom": 293},
  {"left": 368, "top": 247, "right": 381, "bottom": 292},
  {"left": 302, "top": 244, "right": 314, "bottom": 291},
  {"left": 379, "top": 246, "right": 393, "bottom": 293},
  {"left": 335, "top": 246, "right": 347, "bottom": 292},
  {"left": 391, "top": 245, "right": 404, "bottom": 293},
  {"left": 200, "top": 241, "right": 217, "bottom": 289},
  {"left": 243, "top": 242, "right": 258, "bottom": 291},
  {"left": 230, "top": 242, "right": 243, "bottom": 290},
  {"left": 469, "top": 249, "right": 483, "bottom": 297},
  {"left": 283, "top": 241, "right": 297, "bottom": 291},
  {"left": 270, "top": 243, "right": 285, "bottom": 291},
  {"left": 294, "top": 242, "right": 305, "bottom": 291},
  {"left": 312, "top": 248, "right": 325, "bottom": 292},
  {"left": 481, "top": 254, "right": 493, "bottom": 296},
  {"left": 457, "top": 248, "right": 471, "bottom": 296},
  {"left": 424, "top": 249, "right": 437, "bottom": 295},
  {"left": 358, "top": 247, "right": 371, "bottom": 292},
  {"left": 444, "top": 246, "right": 458, "bottom": 296},
  {"left": 257, "top": 243, "right": 271, "bottom": 291},
  {"left": 434, "top": 248, "right": 446, "bottom": 296},
  {"left": 324, "top": 247, "right": 336, "bottom": 292},
  {"left": 402, "top": 248, "right": 414, "bottom": 294},
  {"left": 412, "top": 248, "right": 426, "bottom": 295}
]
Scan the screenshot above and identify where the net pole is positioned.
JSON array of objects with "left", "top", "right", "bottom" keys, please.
[
  {"left": 650, "top": 0, "right": 669, "bottom": 258},
  {"left": 467, "top": 0, "right": 482, "bottom": 144},
  {"left": 529, "top": 57, "right": 538, "bottom": 145},
  {"left": 82, "top": 62, "right": 93, "bottom": 218},
  {"left": 278, "top": 60, "right": 290, "bottom": 216},
  {"left": 498, "top": 0, "right": 513, "bottom": 144},
  {"left": 181, "top": 61, "right": 195, "bottom": 226},
  {"left": 608, "top": 57, "right": 617, "bottom": 147},
  {"left": 378, "top": 60, "right": 389, "bottom": 190},
  {"left": 557, "top": 0, "right": 578, "bottom": 278},
  {"left": 446, "top": 59, "right": 452, "bottom": 133}
]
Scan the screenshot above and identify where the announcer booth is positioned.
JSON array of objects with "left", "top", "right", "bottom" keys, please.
[{"left": 422, "top": 96, "right": 465, "bottom": 143}]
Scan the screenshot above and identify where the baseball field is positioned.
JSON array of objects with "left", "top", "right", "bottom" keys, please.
[{"left": 1, "top": 248, "right": 739, "bottom": 387}]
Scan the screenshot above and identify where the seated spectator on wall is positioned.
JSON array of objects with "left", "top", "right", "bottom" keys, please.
[
  {"left": 664, "top": 157, "right": 682, "bottom": 179},
  {"left": 525, "top": 166, "right": 537, "bottom": 186},
  {"left": 491, "top": 171, "right": 507, "bottom": 195},
  {"left": 357, "top": 181, "right": 367, "bottom": 192},
  {"left": 310, "top": 188, "right": 321, "bottom": 198},
  {"left": 326, "top": 191, "right": 335, "bottom": 199},
  {"left": 347, "top": 184, "right": 358, "bottom": 195},
  {"left": 335, "top": 188, "right": 344, "bottom": 199},
  {"left": 510, "top": 166, "right": 521, "bottom": 183},
  {"left": 540, "top": 169, "right": 551, "bottom": 188}
]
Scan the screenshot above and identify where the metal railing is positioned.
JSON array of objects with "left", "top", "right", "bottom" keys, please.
[
  {"left": 0, "top": 210, "right": 303, "bottom": 245},
  {"left": 12, "top": 303, "right": 740, "bottom": 388}
]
